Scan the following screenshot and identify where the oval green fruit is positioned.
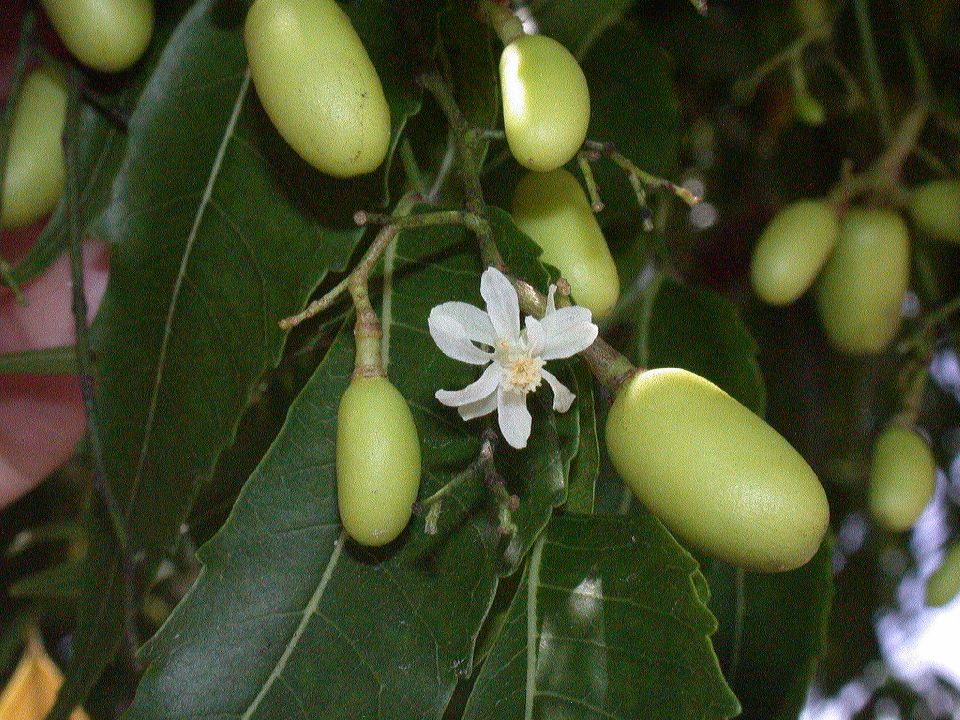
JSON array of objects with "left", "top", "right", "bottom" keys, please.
[
  {"left": 511, "top": 169, "right": 620, "bottom": 319},
  {"left": 867, "top": 424, "right": 936, "bottom": 533},
  {"left": 815, "top": 207, "right": 910, "bottom": 354},
  {"left": 751, "top": 199, "right": 839, "bottom": 306},
  {"left": 605, "top": 368, "right": 829, "bottom": 572},
  {"left": 927, "top": 541, "right": 960, "bottom": 608},
  {"left": 500, "top": 34, "right": 590, "bottom": 172},
  {"left": 908, "top": 179, "right": 960, "bottom": 244},
  {"left": 0, "top": 69, "right": 67, "bottom": 230},
  {"left": 41, "top": 0, "right": 153, "bottom": 73},
  {"left": 244, "top": 0, "right": 391, "bottom": 178},
  {"left": 336, "top": 375, "right": 421, "bottom": 546}
]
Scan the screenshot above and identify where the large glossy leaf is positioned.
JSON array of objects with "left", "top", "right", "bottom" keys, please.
[
  {"left": 9, "top": 0, "right": 194, "bottom": 287},
  {"left": 51, "top": 1, "right": 439, "bottom": 716},
  {"left": 526, "top": 0, "right": 636, "bottom": 58},
  {"left": 461, "top": 513, "right": 740, "bottom": 720},
  {"left": 700, "top": 539, "right": 834, "bottom": 720},
  {"left": 122, "top": 212, "right": 578, "bottom": 719}
]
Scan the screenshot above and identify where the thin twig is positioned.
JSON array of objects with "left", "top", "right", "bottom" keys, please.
[
  {"left": 732, "top": 26, "right": 830, "bottom": 103},
  {"left": 0, "top": 345, "right": 77, "bottom": 375},
  {"left": 853, "top": 0, "right": 892, "bottom": 141},
  {"left": 64, "top": 68, "right": 142, "bottom": 674},
  {"left": 0, "top": 5, "right": 38, "bottom": 305}
]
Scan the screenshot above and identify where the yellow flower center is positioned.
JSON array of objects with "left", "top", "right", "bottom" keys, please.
[{"left": 504, "top": 352, "right": 544, "bottom": 394}]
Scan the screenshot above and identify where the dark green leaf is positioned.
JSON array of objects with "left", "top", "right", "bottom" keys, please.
[
  {"left": 564, "top": 362, "right": 599, "bottom": 514},
  {"left": 527, "top": 0, "right": 636, "bottom": 58},
  {"left": 583, "top": 20, "right": 681, "bottom": 225},
  {"left": 123, "top": 214, "right": 577, "bottom": 719},
  {"left": 462, "top": 513, "right": 740, "bottom": 720},
  {"left": 700, "top": 538, "right": 834, "bottom": 720},
  {"left": 8, "top": 558, "right": 82, "bottom": 600},
  {"left": 52, "top": 1, "right": 438, "bottom": 715},
  {"left": 646, "top": 277, "right": 767, "bottom": 414}
]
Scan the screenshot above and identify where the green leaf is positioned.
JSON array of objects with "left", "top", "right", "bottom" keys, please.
[
  {"left": 52, "top": 2, "right": 438, "bottom": 716},
  {"left": 526, "top": 0, "right": 636, "bottom": 58},
  {"left": 700, "top": 538, "right": 834, "bottom": 720},
  {"left": 123, "top": 215, "right": 578, "bottom": 719},
  {"left": 461, "top": 513, "right": 741, "bottom": 720},
  {"left": 8, "top": 558, "right": 82, "bottom": 600},
  {"left": 646, "top": 278, "right": 767, "bottom": 415},
  {"left": 9, "top": 0, "right": 194, "bottom": 287},
  {"left": 583, "top": 20, "right": 681, "bottom": 225},
  {"left": 564, "top": 363, "right": 599, "bottom": 514}
]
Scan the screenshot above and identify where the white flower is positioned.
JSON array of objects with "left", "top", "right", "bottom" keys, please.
[{"left": 428, "top": 267, "right": 599, "bottom": 449}]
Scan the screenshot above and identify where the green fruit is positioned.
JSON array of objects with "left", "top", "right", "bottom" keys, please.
[
  {"left": 927, "top": 541, "right": 960, "bottom": 608},
  {"left": 867, "top": 424, "right": 936, "bottom": 533},
  {"left": 41, "top": 0, "right": 153, "bottom": 73},
  {"left": 751, "top": 199, "right": 839, "bottom": 306},
  {"left": 511, "top": 169, "right": 620, "bottom": 319},
  {"left": 794, "top": 92, "right": 826, "bottom": 126},
  {"left": 815, "top": 207, "right": 910, "bottom": 354},
  {"left": 0, "top": 69, "right": 67, "bottom": 230},
  {"left": 336, "top": 375, "right": 421, "bottom": 546},
  {"left": 500, "top": 34, "right": 590, "bottom": 172},
  {"left": 908, "top": 179, "right": 960, "bottom": 244},
  {"left": 605, "top": 368, "right": 829, "bottom": 572},
  {"left": 244, "top": 0, "right": 391, "bottom": 178}
]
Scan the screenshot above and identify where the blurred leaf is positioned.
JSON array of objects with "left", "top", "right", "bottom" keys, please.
[
  {"left": 700, "top": 538, "right": 834, "bottom": 720},
  {"left": 461, "top": 513, "right": 740, "bottom": 720},
  {"left": 123, "top": 213, "right": 578, "bottom": 719},
  {"left": 9, "top": 0, "right": 194, "bottom": 287},
  {"left": 52, "top": 1, "right": 440, "bottom": 716},
  {"left": 583, "top": 20, "right": 681, "bottom": 225},
  {"left": 8, "top": 559, "right": 82, "bottom": 600},
  {"left": 646, "top": 277, "right": 767, "bottom": 414},
  {"left": 527, "top": 0, "right": 636, "bottom": 58}
]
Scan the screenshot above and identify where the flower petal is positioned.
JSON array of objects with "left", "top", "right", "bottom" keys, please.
[
  {"left": 541, "top": 369, "right": 576, "bottom": 413},
  {"left": 429, "top": 312, "right": 494, "bottom": 365},
  {"left": 539, "top": 306, "right": 598, "bottom": 360},
  {"left": 436, "top": 363, "right": 502, "bottom": 407},
  {"left": 457, "top": 390, "right": 499, "bottom": 421},
  {"left": 497, "top": 388, "right": 532, "bottom": 449},
  {"left": 429, "top": 301, "right": 496, "bottom": 346},
  {"left": 480, "top": 267, "right": 520, "bottom": 341},
  {"left": 524, "top": 316, "right": 545, "bottom": 356}
]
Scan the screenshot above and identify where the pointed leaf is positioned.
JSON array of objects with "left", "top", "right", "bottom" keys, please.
[
  {"left": 462, "top": 513, "right": 740, "bottom": 720},
  {"left": 123, "top": 214, "right": 578, "bottom": 719},
  {"left": 52, "top": 1, "right": 440, "bottom": 715}
]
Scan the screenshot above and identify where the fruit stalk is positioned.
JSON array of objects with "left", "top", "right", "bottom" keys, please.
[{"left": 475, "top": 0, "right": 524, "bottom": 46}]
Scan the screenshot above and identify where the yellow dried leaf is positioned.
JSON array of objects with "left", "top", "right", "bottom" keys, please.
[{"left": 0, "top": 634, "right": 88, "bottom": 720}]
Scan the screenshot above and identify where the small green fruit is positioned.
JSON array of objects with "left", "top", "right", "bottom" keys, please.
[
  {"left": 336, "top": 375, "right": 421, "bottom": 546},
  {"left": 750, "top": 199, "right": 839, "bottom": 306},
  {"left": 927, "top": 541, "right": 960, "bottom": 608},
  {"left": 605, "top": 368, "right": 829, "bottom": 572},
  {"left": 794, "top": 92, "right": 826, "bottom": 126},
  {"left": 815, "top": 207, "right": 910, "bottom": 354},
  {"left": 867, "top": 424, "right": 936, "bottom": 533},
  {"left": 500, "top": 34, "right": 590, "bottom": 172},
  {"left": 0, "top": 69, "right": 67, "bottom": 230},
  {"left": 41, "top": 0, "right": 154, "bottom": 72},
  {"left": 511, "top": 169, "right": 620, "bottom": 319},
  {"left": 908, "top": 179, "right": 960, "bottom": 244},
  {"left": 244, "top": 0, "right": 391, "bottom": 178}
]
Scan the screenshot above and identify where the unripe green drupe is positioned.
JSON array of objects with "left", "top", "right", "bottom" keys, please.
[
  {"left": 511, "top": 169, "right": 620, "bottom": 319},
  {"left": 868, "top": 424, "right": 936, "bottom": 533},
  {"left": 605, "top": 368, "right": 829, "bottom": 572},
  {"left": 815, "top": 207, "right": 910, "bottom": 355},
  {"left": 41, "top": 0, "right": 154, "bottom": 73},
  {"left": 1, "top": 69, "right": 67, "bottom": 230},
  {"left": 244, "top": 0, "right": 391, "bottom": 178},
  {"left": 336, "top": 376, "right": 421, "bottom": 546},
  {"left": 750, "top": 199, "right": 839, "bottom": 306},
  {"left": 500, "top": 34, "right": 589, "bottom": 172},
  {"left": 908, "top": 179, "right": 960, "bottom": 244},
  {"left": 927, "top": 541, "right": 960, "bottom": 608}
]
